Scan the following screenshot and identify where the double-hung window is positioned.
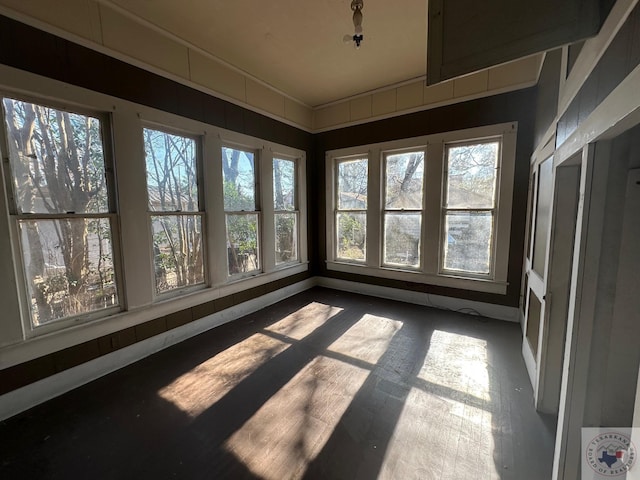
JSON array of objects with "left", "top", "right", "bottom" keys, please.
[
  {"left": 335, "top": 157, "right": 368, "bottom": 262},
  {"left": 143, "top": 127, "right": 204, "bottom": 294},
  {"left": 383, "top": 150, "right": 425, "bottom": 268},
  {"left": 441, "top": 140, "right": 500, "bottom": 276},
  {"left": 327, "top": 123, "right": 515, "bottom": 294},
  {"left": 273, "top": 157, "right": 298, "bottom": 265},
  {"left": 222, "top": 146, "right": 260, "bottom": 276},
  {"left": 1, "top": 97, "right": 120, "bottom": 327}
]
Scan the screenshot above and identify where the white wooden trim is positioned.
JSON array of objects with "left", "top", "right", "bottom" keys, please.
[
  {"left": 325, "top": 123, "right": 516, "bottom": 294},
  {"left": 556, "top": 62, "right": 640, "bottom": 166},
  {"left": 0, "top": 273, "right": 529, "bottom": 420},
  {"left": 312, "top": 81, "right": 538, "bottom": 134},
  {"left": 316, "top": 277, "right": 519, "bottom": 322},
  {"left": 557, "top": 0, "right": 640, "bottom": 116},
  {"left": 325, "top": 261, "right": 508, "bottom": 294},
  {"left": 522, "top": 337, "right": 537, "bottom": 389},
  {"left": 0, "top": 277, "right": 315, "bottom": 422},
  {"left": 552, "top": 144, "right": 602, "bottom": 480},
  {"left": 0, "top": 64, "right": 309, "bottom": 367}
]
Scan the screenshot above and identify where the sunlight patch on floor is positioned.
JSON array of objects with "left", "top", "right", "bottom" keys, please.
[
  {"left": 379, "top": 330, "right": 500, "bottom": 479},
  {"left": 380, "top": 388, "right": 500, "bottom": 479},
  {"left": 157, "top": 332, "right": 289, "bottom": 417},
  {"left": 418, "top": 330, "right": 491, "bottom": 402},
  {"left": 224, "top": 355, "right": 370, "bottom": 480},
  {"left": 327, "top": 314, "right": 403, "bottom": 365},
  {"left": 264, "top": 302, "right": 343, "bottom": 340}
]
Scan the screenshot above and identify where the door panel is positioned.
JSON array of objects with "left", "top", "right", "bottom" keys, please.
[{"left": 523, "top": 156, "right": 581, "bottom": 414}]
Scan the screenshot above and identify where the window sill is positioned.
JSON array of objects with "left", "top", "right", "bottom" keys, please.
[
  {"left": 9, "top": 262, "right": 309, "bottom": 361},
  {"left": 326, "top": 261, "right": 508, "bottom": 294},
  {"left": 214, "top": 261, "right": 309, "bottom": 296}
]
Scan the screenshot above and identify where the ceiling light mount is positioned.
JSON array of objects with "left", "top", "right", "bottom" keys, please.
[{"left": 351, "top": 0, "right": 364, "bottom": 48}]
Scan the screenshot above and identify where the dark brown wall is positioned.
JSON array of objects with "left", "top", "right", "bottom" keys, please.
[
  {"left": 314, "top": 88, "right": 537, "bottom": 307},
  {"left": 0, "top": 15, "right": 312, "bottom": 152},
  {"left": 0, "top": 272, "right": 309, "bottom": 395},
  {"left": 557, "top": 3, "right": 640, "bottom": 147},
  {"left": 0, "top": 12, "right": 539, "bottom": 396},
  {"left": 0, "top": 15, "right": 314, "bottom": 395},
  {"left": 534, "top": 49, "right": 561, "bottom": 148}
]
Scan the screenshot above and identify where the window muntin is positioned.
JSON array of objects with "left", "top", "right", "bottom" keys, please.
[
  {"left": 335, "top": 158, "right": 367, "bottom": 262},
  {"left": 222, "top": 146, "right": 260, "bottom": 275},
  {"left": 442, "top": 140, "right": 500, "bottom": 275},
  {"left": 2, "top": 98, "right": 119, "bottom": 326},
  {"left": 383, "top": 151, "right": 424, "bottom": 267},
  {"left": 144, "top": 128, "right": 204, "bottom": 294},
  {"left": 273, "top": 158, "right": 298, "bottom": 265}
]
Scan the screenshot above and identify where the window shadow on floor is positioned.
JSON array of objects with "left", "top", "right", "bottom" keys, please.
[{"left": 0, "top": 287, "right": 556, "bottom": 479}]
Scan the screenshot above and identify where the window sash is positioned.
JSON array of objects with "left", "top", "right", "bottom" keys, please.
[
  {"left": 16, "top": 214, "right": 120, "bottom": 326},
  {"left": 0, "top": 96, "right": 121, "bottom": 328},
  {"left": 382, "top": 212, "right": 423, "bottom": 269},
  {"left": 273, "top": 157, "right": 297, "bottom": 212},
  {"left": 143, "top": 126, "right": 202, "bottom": 214},
  {"left": 441, "top": 139, "right": 501, "bottom": 278},
  {"left": 274, "top": 211, "right": 299, "bottom": 265},
  {"left": 335, "top": 157, "right": 368, "bottom": 212},
  {"left": 150, "top": 212, "right": 205, "bottom": 294},
  {"left": 225, "top": 212, "right": 261, "bottom": 277},
  {"left": 440, "top": 208, "right": 495, "bottom": 277},
  {"left": 326, "top": 125, "right": 513, "bottom": 291},
  {"left": 222, "top": 146, "right": 259, "bottom": 212},
  {"left": 383, "top": 150, "right": 425, "bottom": 211},
  {"left": 1, "top": 97, "right": 115, "bottom": 216},
  {"left": 335, "top": 210, "right": 367, "bottom": 262}
]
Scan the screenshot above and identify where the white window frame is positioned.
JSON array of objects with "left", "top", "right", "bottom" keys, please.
[
  {"left": 272, "top": 154, "right": 301, "bottom": 267},
  {"left": 0, "top": 65, "right": 308, "bottom": 348},
  {"left": 0, "top": 94, "right": 123, "bottom": 336},
  {"left": 142, "top": 123, "right": 207, "bottom": 298},
  {"left": 334, "top": 155, "right": 369, "bottom": 264},
  {"left": 381, "top": 147, "right": 427, "bottom": 270},
  {"left": 440, "top": 138, "right": 502, "bottom": 279},
  {"left": 209, "top": 130, "right": 308, "bottom": 291},
  {"left": 326, "top": 123, "right": 516, "bottom": 295},
  {"left": 220, "top": 143, "right": 262, "bottom": 280}
]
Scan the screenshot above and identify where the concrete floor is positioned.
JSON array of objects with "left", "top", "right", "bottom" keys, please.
[{"left": 0, "top": 287, "right": 556, "bottom": 479}]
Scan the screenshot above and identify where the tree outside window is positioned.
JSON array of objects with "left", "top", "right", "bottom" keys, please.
[
  {"left": 143, "top": 128, "right": 204, "bottom": 294},
  {"left": 383, "top": 151, "right": 424, "bottom": 268},
  {"left": 335, "top": 158, "right": 367, "bottom": 261},
  {"left": 442, "top": 141, "right": 500, "bottom": 275},
  {"left": 273, "top": 157, "right": 297, "bottom": 265},
  {"left": 223, "top": 147, "right": 260, "bottom": 275},
  {"left": 2, "top": 98, "right": 118, "bottom": 325}
]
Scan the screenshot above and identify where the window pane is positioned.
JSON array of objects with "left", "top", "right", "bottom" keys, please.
[
  {"left": 443, "top": 211, "right": 493, "bottom": 274},
  {"left": 151, "top": 215, "right": 204, "bottom": 293},
  {"left": 19, "top": 218, "right": 118, "bottom": 326},
  {"left": 275, "top": 212, "right": 297, "bottom": 265},
  {"left": 3, "top": 98, "right": 108, "bottom": 214},
  {"left": 385, "top": 151, "right": 424, "bottom": 209},
  {"left": 226, "top": 214, "right": 259, "bottom": 275},
  {"left": 337, "top": 159, "right": 367, "bottom": 209},
  {"left": 222, "top": 147, "right": 256, "bottom": 211},
  {"left": 144, "top": 128, "right": 198, "bottom": 212},
  {"left": 446, "top": 142, "right": 499, "bottom": 209},
  {"left": 273, "top": 158, "right": 295, "bottom": 211},
  {"left": 383, "top": 213, "right": 421, "bottom": 267},
  {"left": 336, "top": 212, "right": 366, "bottom": 261}
]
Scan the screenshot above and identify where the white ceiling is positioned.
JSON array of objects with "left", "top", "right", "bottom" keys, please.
[{"left": 105, "top": 0, "right": 427, "bottom": 108}]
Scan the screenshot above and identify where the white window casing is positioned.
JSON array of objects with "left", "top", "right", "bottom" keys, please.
[
  {"left": 326, "top": 122, "right": 516, "bottom": 295},
  {"left": 0, "top": 64, "right": 308, "bottom": 351}
]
